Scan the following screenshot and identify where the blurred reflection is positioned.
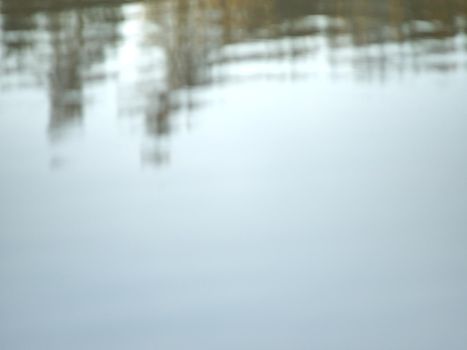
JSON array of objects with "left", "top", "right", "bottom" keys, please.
[
  {"left": 0, "top": 0, "right": 125, "bottom": 141},
  {"left": 0, "top": 0, "right": 466, "bottom": 158}
]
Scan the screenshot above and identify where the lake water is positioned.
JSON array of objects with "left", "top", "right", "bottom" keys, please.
[{"left": 1, "top": 1, "right": 467, "bottom": 349}]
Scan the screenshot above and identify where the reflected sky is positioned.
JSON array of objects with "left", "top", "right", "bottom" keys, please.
[{"left": 1, "top": 1, "right": 467, "bottom": 350}]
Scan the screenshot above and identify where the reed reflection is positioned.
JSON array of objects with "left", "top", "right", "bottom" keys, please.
[{"left": 0, "top": 0, "right": 466, "bottom": 160}]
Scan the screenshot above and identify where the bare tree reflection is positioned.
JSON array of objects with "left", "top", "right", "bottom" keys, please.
[
  {"left": 0, "top": 0, "right": 466, "bottom": 164},
  {"left": 0, "top": 0, "right": 125, "bottom": 141},
  {"left": 134, "top": 0, "right": 467, "bottom": 164},
  {"left": 47, "top": 12, "right": 84, "bottom": 141}
]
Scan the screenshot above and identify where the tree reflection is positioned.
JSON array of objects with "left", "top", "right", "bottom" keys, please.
[
  {"left": 135, "top": 0, "right": 467, "bottom": 163},
  {"left": 0, "top": 0, "right": 125, "bottom": 141},
  {"left": 0, "top": 0, "right": 466, "bottom": 163}
]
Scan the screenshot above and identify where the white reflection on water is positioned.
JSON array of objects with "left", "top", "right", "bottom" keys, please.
[{"left": 1, "top": 1, "right": 467, "bottom": 349}]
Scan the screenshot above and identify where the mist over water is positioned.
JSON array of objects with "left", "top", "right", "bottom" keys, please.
[{"left": 1, "top": 1, "right": 467, "bottom": 349}]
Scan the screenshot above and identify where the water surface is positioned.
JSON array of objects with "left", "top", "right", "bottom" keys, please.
[{"left": 1, "top": 1, "right": 467, "bottom": 349}]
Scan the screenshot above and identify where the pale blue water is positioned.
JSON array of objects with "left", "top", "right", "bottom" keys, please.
[{"left": 1, "top": 1, "right": 467, "bottom": 349}]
